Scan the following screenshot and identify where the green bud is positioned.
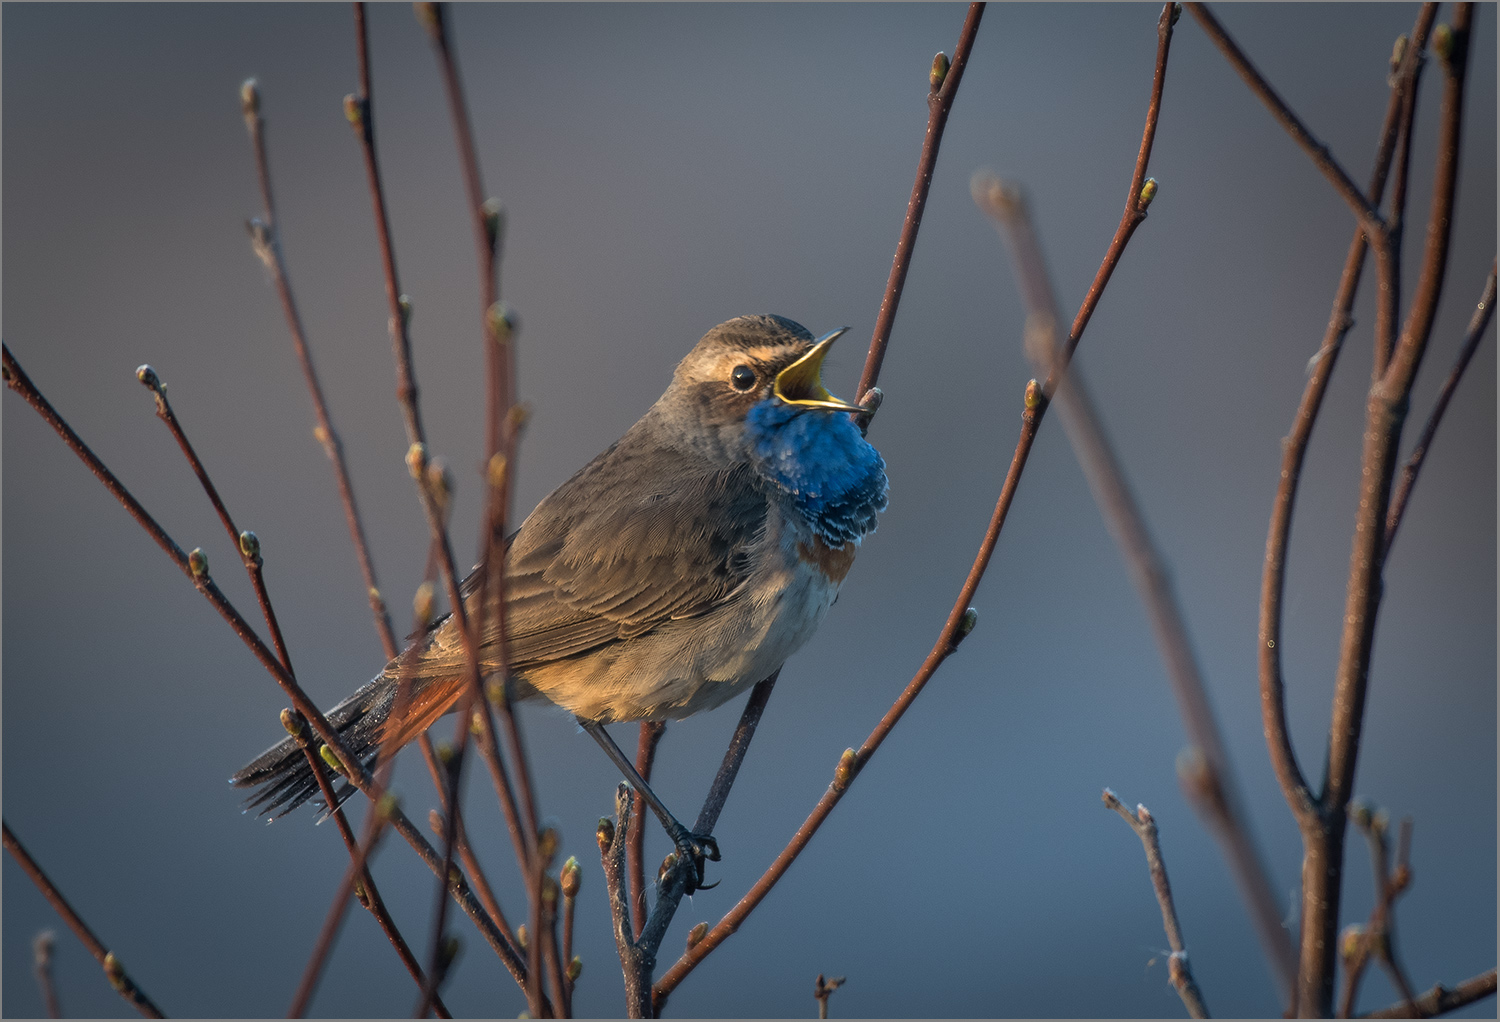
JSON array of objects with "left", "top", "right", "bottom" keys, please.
[
  {"left": 241, "top": 78, "right": 260, "bottom": 119},
  {"left": 488, "top": 452, "right": 509, "bottom": 490},
  {"left": 596, "top": 817, "right": 615, "bottom": 853},
  {"left": 103, "top": 952, "right": 126, "bottom": 991},
  {"left": 516, "top": 923, "right": 529, "bottom": 949},
  {"left": 343, "top": 94, "right": 363, "bottom": 131},
  {"left": 1138, "top": 177, "right": 1158, "bottom": 210},
  {"left": 1170, "top": 3, "right": 1182, "bottom": 26},
  {"left": 560, "top": 856, "right": 581, "bottom": 898},
  {"left": 353, "top": 880, "right": 369, "bottom": 908},
  {"left": 833, "top": 748, "right": 858, "bottom": 790},
  {"left": 135, "top": 364, "right": 162, "bottom": 394},
  {"left": 319, "top": 744, "right": 345, "bottom": 776},
  {"left": 1389, "top": 35, "right": 1408, "bottom": 76},
  {"left": 1024, "top": 379, "right": 1042, "bottom": 410},
  {"left": 954, "top": 606, "right": 978, "bottom": 643},
  {"left": 377, "top": 792, "right": 400, "bottom": 820},
  {"left": 238, "top": 530, "right": 261, "bottom": 564},
  {"left": 188, "top": 548, "right": 209, "bottom": 579},
  {"left": 425, "top": 457, "right": 453, "bottom": 512},
  {"left": 482, "top": 198, "right": 504, "bottom": 255},
  {"left": 279, "top": 708, "right": 308, "bottom": 740},
  {"left": 448, "top": 865, "right": 463, "bottom": 888},
  {"left": 687, "top": 922, "right": 708, "bottom": 949},
  {"left": 507, "top": 403, "right": 531, "bottom": 434},
  {"left": 406, "top": 442, "right": 427, "bottom": 479},
  {"left": 537, "top": 825, "right": 560, "bottom": 867},
  {"left": 566, "top": 956, "right": 583, "bottom": 982},
  {"left": 541, "top": 873, "right": 559, "bottom": 908},
  {"left": 398, "top": 294, "right": 414, "bottom": 328},
  {"left": 1432, "top": 23, "right": 1453, "bottom": 62},
  {"left": 487, "top": 302, "right": 517, "bottom": 346},
  {"left": 413, "top": 581, "right": 436, "bottom": 628},
  {"left": 1340, "top": 923, "right": 1366, "bottom": 960},
  {"left": 930, "top": 51, "right": 950, "bottom": 91},
  {"left": 436, "top": 741, "right": 456, "bottom": 766}
]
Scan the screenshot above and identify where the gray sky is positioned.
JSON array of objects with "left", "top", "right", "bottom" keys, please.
[{"left": 4, "top": 3, "right": 1495, "bottom": 1017}]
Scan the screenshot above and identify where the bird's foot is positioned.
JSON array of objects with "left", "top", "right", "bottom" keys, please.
[{"left": 662, "top": 825, "right": 720, "bottom": 894}]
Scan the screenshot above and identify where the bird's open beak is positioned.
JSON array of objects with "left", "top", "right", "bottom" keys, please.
[{"left": 773, "top": 328, "right": 866, "bottom": 413}]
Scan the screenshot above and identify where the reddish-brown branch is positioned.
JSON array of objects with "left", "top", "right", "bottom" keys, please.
[
  {"left": 983, "top": 164, "right": 1296, "bottom": 995},
  {"left": 1308, "top": 11, "right": 1473, "bottom": 1016},
  {"left": 627, "top": 721, "right": 667, "bottom": 939},
  {"left": 1255, "top": 0, "right": 1436, "bottom": 843},
  {"left": 1102, "top": 792, "right": 1209, "bottom": 1019},
  {"left": 3, "top": 821, "right": 165, "bottom": 1019},
  {"left": 1, "top": 344, "right": 526, "bottom": 994},
  {"left": 1386, "top": 261, "right": 1496, "bottom": 552},
  {"left": 654, "top": 9, "right": 1176, "bottom": 1002},
  {"left": 241, "top": 80, "right": 399, "bottom": 660},
  {"left": 1361, "top": 969, "right": 1497, "bottom": 1019},
  {"left": 855, "top": 1, "right": 985, "bottom": 408}
]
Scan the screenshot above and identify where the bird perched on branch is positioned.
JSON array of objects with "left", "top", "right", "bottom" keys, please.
[{"left": 232, "top": 314, "right": 887, "bottom": 888}]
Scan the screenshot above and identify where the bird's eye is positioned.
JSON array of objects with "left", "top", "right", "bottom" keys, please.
[{"left": 730, "top": 365, "right": 756, "bottom": 391}]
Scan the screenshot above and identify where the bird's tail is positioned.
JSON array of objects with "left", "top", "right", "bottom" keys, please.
[{"left": 229, "top": 672, "right": 397, "bottom": 819}]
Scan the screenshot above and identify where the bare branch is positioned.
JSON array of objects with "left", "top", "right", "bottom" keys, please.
[
  {"left": 3, "top": 821, "right": 165, "bottom": 1019},
  {"left": 855, "top": 2, "right": 985, "bottom": 412},
  {"left": 1386, "top": 262, "right": 1495, "bottom": 552},
  {"left": 979, "top": 177, "right": 1296, "bottom": 998},
  {"left": 1102, "top": 791, "right": 1209, "bottom": 1018},
  {"left": 33, "top": 931, "right": 62, "bottom": 1019},
  {"left": 814, "top": 973, "right": 846, "bottom": 1020},
  {"left": 1361, "top": 969, "right": 1497, "bottom": 1019}
]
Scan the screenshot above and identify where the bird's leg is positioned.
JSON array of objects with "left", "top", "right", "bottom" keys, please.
[{"left": 578, "top": 719, "right": 720, "bottom": 892}]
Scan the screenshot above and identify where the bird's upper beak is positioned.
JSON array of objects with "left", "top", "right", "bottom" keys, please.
[{"left": 773, "top": 327, "right": 866, "bottom": 413}]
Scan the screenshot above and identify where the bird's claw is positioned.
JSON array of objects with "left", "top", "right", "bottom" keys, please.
[{"left": 666, "top": 828, "right": 721, "bottom": 894}]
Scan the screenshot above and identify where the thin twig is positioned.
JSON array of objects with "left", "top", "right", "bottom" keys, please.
[
  {"left": 855, "top": 1, "right": 985, "bottom": 413},
  {"left": 1338, "top": 808, "right": 1417, "bottom": 1019},
  {"left": 1311, "top": 10, "right": 1473, "bottom": 1015},
  {"left": 3, "top": 822, "right": 165, "bottom": 1019},
  {"left": 978, "top": 173, "right": 1296, "bottom": 998},
  {"left": 600, "top": 786, "right": 654, "bottom": 1019},
  {"left": 653, "top": 8, "right": 1175, "bottom": 1002},
  {"left": 0, "top": 345, "right": 529, "bottom": 998},
  {"left": 628, "top": 721, "right": 667, "bottom": 939},
  {"left": 347, "top": 6, "right": 546, "bottom": 1012},
  {"left": 241, "top": 79, "right": 398, "bottom": 660},
  {"left": 1102, "top": 791, "right": 1209, "bottom": 1018},
  {"left": 1386, "top": 261, "right": 1496, "bottom": 552},
  {"left": 814, "top": 974, "right": 845, "bottom": 1020},
  {"left": 1256, "top": 3, "right": 1439, "bottom": 853},
  {"left": 33, "top": 931, "right": 62, "bottom": 1019},
  {"left": 1360, "top": 969, "right": 1497, "bottom": 1019}
]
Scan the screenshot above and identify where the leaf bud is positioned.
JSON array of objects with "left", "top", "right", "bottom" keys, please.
[
  {"left": 954, "top": 606, "right": 978, "bottom": 644},
  {"left": 413, "top": 581, "right": 436, "bottom": 628},
  {"left": 1432, "top": 23, "right": 1453, "bottom": 63},
  {"left": 241, "top": 78, "right": 260, "bottom": 119},
  {"left": 596, "top": 817, "right": 615, "bottom": 853},
  {"left": 377, "top": 792, "right": 400, "bottom": 820},
  {"left": 319, "top": 744, "right": 346, "bottom": 776},
  {"left": 135, "top": 364, "right": 163, "bottom": 395},
  {"left": 567, "top": 956, "right": 583, "bottom": 982},
  {"left": 238, "top": 530, "right": 262, "bottom": 564},
  {"left": 343, "top": 94, "right": 363, "bottom": 131},
  {"left": 537, "top": 825, "right": 560, "bottom": 867},
  {"left": 930, "top": 51, "right": 950, "bottom": 91},
  {"left": 1340, "top": 923, "right": 1366, "bottom": 960},
  {"left": 103, "top": 952, "right": 126, "bottom": 991},
  {"left": 560, "top": 856, "right": 582, "bottom": 898},
  {"left": 279, "top": 708, "right": 308, "bottom": 740},
  {"left": 482, "top": 198, "right": 504, "bottom": 255},
  {"left": 487, "top": 302, "right": 517, "bottom": 345},
  {"left": 1138, "top": 177, "right": 1158, "bottom": 210},
  {"left": 1024, "top": 378, "right": 1042, "bottom": 410},
  {"left": 687, "top": 922, "right": 708, "bottom": 950},
  {"left": 516, "top": 923, "right": 529, "bottom": 949},
  {"left": 398, "top": 293, "right": 414, "bottom": 328},
  {"left": 833, "top": 748, "right": 858, "bottom": 791},
  {"left": 188, "top": 548, "right": 209, "bottom": 579},
  {"left": 406, "top": 442, "right": 427, "bottom": 479}
]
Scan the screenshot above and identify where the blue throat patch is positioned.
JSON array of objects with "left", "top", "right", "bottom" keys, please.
[{"left": 745, "top": 400, "right": 888, "bottom": 546}]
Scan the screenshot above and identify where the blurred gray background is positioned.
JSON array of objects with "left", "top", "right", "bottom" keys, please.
[{"left": 3, "top": 3, "right": 1494, "bottom": 1017}]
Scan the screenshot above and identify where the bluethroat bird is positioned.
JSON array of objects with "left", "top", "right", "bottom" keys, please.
[{"left": 232, "top": 315, "right": 887, "bottom": 888}]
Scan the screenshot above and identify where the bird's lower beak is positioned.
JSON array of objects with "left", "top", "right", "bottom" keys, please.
[{"left": 773, "top": 327, "right": 866, "bottom": 413}]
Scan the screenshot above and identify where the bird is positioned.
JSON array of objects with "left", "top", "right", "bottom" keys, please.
[{"left": 232, "top": 314, "right": 887, "bottom": 887}]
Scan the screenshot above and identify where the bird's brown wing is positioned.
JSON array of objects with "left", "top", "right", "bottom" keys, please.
[{"left": 497, "top": 439, "right": 768, "bottom": 668}]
